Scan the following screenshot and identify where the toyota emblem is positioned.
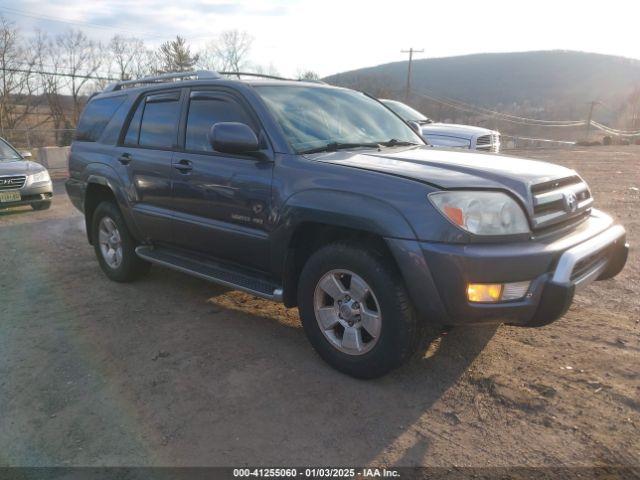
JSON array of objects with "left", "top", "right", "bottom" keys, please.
[{"left": 563, "top": 191, "right": 578, "bottom": 213}]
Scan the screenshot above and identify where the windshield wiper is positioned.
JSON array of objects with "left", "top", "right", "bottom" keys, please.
[
  {"left": 299, "top": 142, "right": 381, "bottom": 154},
  {"left": 378, "top": 139, "right": 421, "bottom": 147}
]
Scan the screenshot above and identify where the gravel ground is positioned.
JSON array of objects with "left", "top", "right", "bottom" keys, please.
[{"left": 0, "top": 146, "right": 638, "bottom": 468}]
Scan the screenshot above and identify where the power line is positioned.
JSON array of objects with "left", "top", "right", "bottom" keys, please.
[
  {"left": 0, "top": 67, "right": 117, "bottom": 82},
  {"left": 412, "top": 91, "right": 586, "bottom": 127},
  {"left": 413, "top": 90, "right": 639, "bottom": 135},
  {"left": 591, "top": 121, "right": 640, "bottom": 137},
  {"left": 12, "top": 60, "right": 117, "bottom": 79},
  {"left": 401, "top": 48, "right": 423, "bottom": 103},
  {"left": 416, "top": 90, "right": 585, "bottom": 125}
]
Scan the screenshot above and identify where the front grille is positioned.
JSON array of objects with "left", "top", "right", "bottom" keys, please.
[
  {"left": 476, "top": 135, "right": 491, "bottom": 146},
  {"left": 0, "top": 175, "right": 26, "bottom": 190},
  {"left": 475, "top": 134, "right": 500, "bottom": 152},
  {"left": 530, "top": 175, "right": 592, "bottom": 230}
]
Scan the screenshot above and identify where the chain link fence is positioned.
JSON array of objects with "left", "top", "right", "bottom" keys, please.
[{"left": 0, "top": 129, "right": 75, "bottom": 150}]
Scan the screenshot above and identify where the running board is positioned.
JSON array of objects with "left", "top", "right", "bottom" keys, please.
[{"left": 135, "top": 246, "right": 283, "bottom": 302}]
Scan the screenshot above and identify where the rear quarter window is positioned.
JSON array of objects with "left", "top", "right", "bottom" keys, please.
[{"left": 75, "top": 95, "right": 127, "bottom": 142}]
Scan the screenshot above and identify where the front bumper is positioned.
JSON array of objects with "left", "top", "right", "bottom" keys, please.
[
  {"left": 387, "top": 209, "right": 628, "bottom": 327},
  {"left": 0, "top": 181, "right": 53, "bottom": 208}
]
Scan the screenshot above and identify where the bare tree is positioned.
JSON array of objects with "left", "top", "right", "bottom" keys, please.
[
  {"left": 108, "top": 35, "right": 154, "bottom": 80},
  {"left": 0, "top": 16, "right": 40, "bottom": 133},
  {"left": 158, "top": 36, "right": 199, "bottom": 73},
  {"left": 33, "top": 31, "right": 68, "bottom": 144},
  {"left": 250, "top": 62, "right": 281, "bottom": 77},
  {"left": 201, "top": 30, "right": 253, "bottom": 73},
  {"left": 298, "top": 70, "right": 320, "bottom": 81},
  {"left": 55, "top": 29, "right": 103, "bottom": 125},
  {"left": 198, "top": 39, "right": 223, "bottom": 72}
]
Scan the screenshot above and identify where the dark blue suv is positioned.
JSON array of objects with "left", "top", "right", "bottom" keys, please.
[{"left": 66, "top": 71, "right": 628, "bottom": 378}]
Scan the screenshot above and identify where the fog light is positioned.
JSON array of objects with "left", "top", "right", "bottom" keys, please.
[
  {"left": 467, "top": 281, "right": 531, "bottom": 303},
  {"left": 467, "top": 283, "right": 503, "bottom": 303}
]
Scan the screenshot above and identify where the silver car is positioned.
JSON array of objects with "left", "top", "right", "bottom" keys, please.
[
  {"left": 381, "top": 99, "right": 501, "bottom": 153},
  {"left": 0, "top": 138, "right": 53, "bottom": 211}
]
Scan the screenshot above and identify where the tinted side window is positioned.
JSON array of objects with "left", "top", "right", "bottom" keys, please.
[
  {"left": 75, "top": 95, "right": 126, "bottom": 142},
  {"left": 186, "top": 93, "right": 255, "bottom": 152},
  {"left": 138, "top": 92, "right": 181, "bottom": 149},
  {"left": 123, "top": 99, "right": 145, "bottom": 146}
]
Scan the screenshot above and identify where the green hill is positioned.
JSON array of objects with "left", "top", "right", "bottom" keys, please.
[{"left": 325, "top": 51, "right": 640, "bottom": 123}]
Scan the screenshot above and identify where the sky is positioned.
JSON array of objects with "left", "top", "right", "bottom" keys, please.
[{"left": 2, "top": 0, "right": 640, "bottom": 77}]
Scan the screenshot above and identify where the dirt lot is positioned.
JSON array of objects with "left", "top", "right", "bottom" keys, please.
[{"left": 0, "top": 146, "right": 638, "bottom": 468}]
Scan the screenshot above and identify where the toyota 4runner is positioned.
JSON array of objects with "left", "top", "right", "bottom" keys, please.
[{"left": 66, "top": 71, "right": 628, "bottom": 378}]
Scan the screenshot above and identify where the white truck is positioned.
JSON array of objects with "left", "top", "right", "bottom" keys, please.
[{"left": 381, "top": 99, "right": 501, "bottom": 153}]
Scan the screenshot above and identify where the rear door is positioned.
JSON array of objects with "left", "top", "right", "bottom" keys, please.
[
  {"left": 170, "top": 88, "right": 273, "bottom": 271},
  {"left": 117, "top": 89, "right": 182, "bottom": 244}
]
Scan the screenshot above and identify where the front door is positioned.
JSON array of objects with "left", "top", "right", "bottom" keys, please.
[{"left": 170, "top": 89, "right": 273, "bottom": 271}]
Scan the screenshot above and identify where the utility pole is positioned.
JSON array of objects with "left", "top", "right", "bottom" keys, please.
[
  {"left": 584, "top": 100, "right": 598, "bottom": 140},
  {"left": 401, "top": 48, "right": 424, "bottom": 103}
]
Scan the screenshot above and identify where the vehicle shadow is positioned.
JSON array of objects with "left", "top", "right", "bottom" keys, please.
[
  {"left": 122, "top": 269, "right": 497, "bottom": 466},
  {"left": 373, "top": 323, "right": 498, "bottom": 465},
  {"left": 0, "top": 206, "right": 34, "bottom": 217},
  {"left": 3, "top": 227, "right": 498, "bottom": 466},
  {"left": 164, "top": 282, "right": 498, "bottom": 466}
]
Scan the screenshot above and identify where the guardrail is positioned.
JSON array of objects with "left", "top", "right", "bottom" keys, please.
[{"left": 501, "top": 135, "right": 576, "bottom": 150}]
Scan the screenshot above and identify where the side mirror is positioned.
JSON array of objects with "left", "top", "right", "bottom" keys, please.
[
  {"left": 209, "top": 122, "right": 259, "bottom": 154},
  {"left": 407, "top": 121, "right": 421, "bottom": 134},
  {"left": 20, "top": 151, "right": 32, "bottom": 158}
]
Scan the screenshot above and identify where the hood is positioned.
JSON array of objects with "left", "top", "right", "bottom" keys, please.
[
  {"left": 311, "top": 146, "right": 577, "bottom": 204},
  {"left": 421, "top": 123, "right": 497, "bottom": 139},
  {"left": 0, "top": 160, "right": 44, "bottom": 176}
]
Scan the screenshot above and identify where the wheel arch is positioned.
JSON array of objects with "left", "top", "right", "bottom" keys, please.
[
  {"left": 280, "top": 221, "right": 400, "bottom": 308},
  {"left": 83, "top": 167, "right": 138, "bottom": 244},
  {"left": 274, "top": 189, "right": 416, "bottom": 308}
]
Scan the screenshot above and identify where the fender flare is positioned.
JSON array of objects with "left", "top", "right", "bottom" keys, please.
[
  {"left": 271, "top": 189, "right": 418, "bottom": 296},
  {"left": 83, "top": 164, "right": 142, "bottom": 242},
  {"left": 273, "top": 188, "right": 417, "bottom": 255}
]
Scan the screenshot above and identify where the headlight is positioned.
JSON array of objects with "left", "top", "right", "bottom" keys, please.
[
  {"left": 429, "top": 191, "right": 530, "bottom": 235},
  {"left": 30, "top": 170, "right": 50, "bottom": 183}
]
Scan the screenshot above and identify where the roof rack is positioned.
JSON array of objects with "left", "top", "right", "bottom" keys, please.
[
  {"left": 103, "top": 70, "right": 221, "bottom": 92},
  {"left": 219, "top": 71, "right": 291, "bottom": 81},
  {"left": 220, "top": 71, "right": 327, "bottom": 84}
]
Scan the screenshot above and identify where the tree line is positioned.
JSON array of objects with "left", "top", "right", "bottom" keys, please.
[{"left": 0, "top": 16, "right": 318, "bottom": 144}]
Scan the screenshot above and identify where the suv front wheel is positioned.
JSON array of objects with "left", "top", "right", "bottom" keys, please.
[
  {"left": 298, "top": 243, "right": 422, "bottom": 379},
  {"left": 91, "top": 201, "right": 150, "bottom": 282}
]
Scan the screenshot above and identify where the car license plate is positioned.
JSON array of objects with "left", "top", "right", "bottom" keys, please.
[{"left": 0, "top": 191, "right": 21, "bottom": 203}]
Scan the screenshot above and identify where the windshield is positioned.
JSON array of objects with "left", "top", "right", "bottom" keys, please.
[
  {"left": 381, "top": 99, "right": 431, "bottom": 123},
  {"left": 0, "top": 139, "right": 21, "bottom": 161},
  {"left": 255, "top": 86, "right": 423, "bottom": 153}
]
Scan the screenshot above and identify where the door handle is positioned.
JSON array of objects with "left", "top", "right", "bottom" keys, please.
[
  {"left": 118, "top": 153, "right": 132, "bottom": 165},
  {"left": 174, "top": 159, "right": 193, "bottom": 173}
]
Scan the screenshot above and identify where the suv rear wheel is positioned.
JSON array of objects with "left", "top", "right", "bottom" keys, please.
[
  {"left": 298, "top": 243, "right": 421, "bottom": 379},
  {"left": 91, "top": 201, "right": 150, "bottom": 282}
]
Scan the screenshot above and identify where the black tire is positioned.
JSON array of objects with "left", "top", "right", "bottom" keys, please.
[
  {"left": 91, "top": 201, "right": 150, "bottom": 282},
  {"left": 297, "top": 242, "right": 422, "bottom": 379},
  {"left": 31, "top": 201, "right": 51, "bottom": 211}
]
